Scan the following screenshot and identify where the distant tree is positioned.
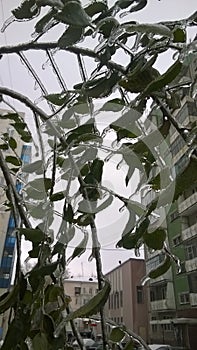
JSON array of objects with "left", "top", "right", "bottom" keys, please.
[{"left": 0, "top": 1, "right": 196, "bottom": 349}]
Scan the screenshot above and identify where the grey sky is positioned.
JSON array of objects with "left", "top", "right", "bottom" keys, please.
[{"left": 0, "top": 0, "right": 196, "bottom": 276}]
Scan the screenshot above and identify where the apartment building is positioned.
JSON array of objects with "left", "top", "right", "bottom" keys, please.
[
  {"left": 144, "top": 57, "right": 197, "bottom": 349},
  {"left": 105, "top": 258, "right": 148, "bottom": 343},
  {"left": 63, "top": 276, "right": 98, "bottom": 334},
  {"left": 0, "top": 110, "right": 31, "bottom": 339}
]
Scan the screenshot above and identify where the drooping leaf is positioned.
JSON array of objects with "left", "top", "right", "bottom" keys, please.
[
  {"left": 64, "top": 203, "right": 74, "bottom": 223},
  {"left": 100, "top": 98, "right": 125, "bottom": 112},
  {"left": 19, "top": 227, "right": 45, "bottom": 243},
  {"left": 109, "top": 327, "right": 125, "bottom": 342},
  {"left": 173, "top": 27, "right": 186, "bottom": 43},
  {"left": 55, "top": 1, "right": 92, "bottom": 27},
  {"left": 143, "top": 229, "right": 166, "bottom": 250},
  {"left": 84, "top": 1, "right": 107, "bottom": 17},
  {"left": 12, "top": 0, "right": 39, "bottom": 19},
  {"left": 117, "top": 217, "right": 149, "bottom": 249},
  {"left": 27, "top": 177, "right": 52, "bottom": 192},
  {"left": 58, "top": 25, "right": 83, "bottom": 47},
  {"left": 67, "top": 231, "right": 88, "bottom": 263},
  {"left": 64, "top": 279, "right": 111, "bottom": 320},
  {"left": 149, "top": 255, "right": 171, "bottom": 279},
  {"left": 5, "top": 155, "right": 21, "bottom": 167}
]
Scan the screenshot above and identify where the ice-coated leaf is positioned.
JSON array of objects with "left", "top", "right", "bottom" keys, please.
[
  {"left": 117, "top": 217, "right": 149, "bottom": 249},
  {"left": 84, "top": 1, "right": 107, "bottom": 17},
  {"left": 149, "top": 255, "right": 171, "bottom": 279},
  {"left": 141, "top": 59, "right": 182, "bottom": 97},
  {"left": 144, "top": 229, "right": 166, "bottom": 250},
  {"left": 78, "top": 194, "right": 113, "bottom": 214},
  {"left": 125, "top": 23, "right": 172, "bottom": 37},
  {"left": 58, "top": 25, "right": 83, "bottom": 47},
  {"left": 12, "top": 0, "right": 39, "bottom": 20},
  {"left": 64, "top": 279, "right": 111, "bottom": 320},
  {"left": 19, "top": 227, "right": 45, "bottom": 243},
  {"left": 55, "top": 1, "right": 92, "bottom": 27},
  {"left": 109, "top": 327, "right": 125, "bottom": 342},
  {"left": 27, "top": 177, "right": 52, "bottom": 192},
  {"left": 35, "top": 9, "right": 57, "bottom": 33},
  {"left": 44, "top": 92, "right": 70, "bottom": 106},
  {"left": 100, "top": 98, "right": 125, "bottom": 112},
  {"left": 22, "top": 160, "right": 43, "bottom": 173},
  {"left": 67, "top": 230, "right": 88, "bottom": 263}
]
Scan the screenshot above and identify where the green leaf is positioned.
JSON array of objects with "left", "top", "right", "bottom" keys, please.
[
  {"left": 141, "top": 59, "right": 182, "bottom": 97},
  {"left": 67, "top": 231, "right": 88, "bottom": 263},
  {"left": 0, "top": 284, "right": 19, "bottom": 314},
  {"left": 64, "top": 203, "right": 74, "bottom": 223},
  {"left": 109, "top": 327, "right": 125, "bottom": 342},
  {"left": 125, "top": 23, "right": 172, "bottom": 37},
  {"left": 19, "top": 228, "right": 45, "bottom": 243},
  {"left": 0, "top": 143, "right": 8, "bottom": 150},
  {"left": 58, "top": 25, "right": 83, "bottom": 47},
  {"left": 12, "top": 0, "right": 39, "bottom": 20},
  {"left": 90, "top": 158, "right": 104, "bottom": 183},
  {"left": 149, "top": 255, "right": 171, "bottom": 279},
  {"left": 84, "top": 1, "right": 107, "bottom": 17},
  {"left": 8, "top": 137, "right": 17, "bottom": 150},
  {"left": 44, "top": 92, "right": 70, "bottom": 106},
  {"left": 32, "top": 332, "right": 48, "bottom": 350},
  {"left": 22, "top": 160, "right": 43, "bottom": 173},
  {"left": 35, "top": 9, "right": 57, "bottom": 33},
  {"left": 144, "top": 229, "right": 166, "bottom": 250},
  {"left": 118, "top": 217, "right": 149, "bottom": 249},
  {"left": 5, "top": 155, "right": 21, "bottom": 166},
  {"left": 55, "top": 1, "right": 91, "bottom": 27},
  {"left": 27, "top": 177, "right": 52, "bottom": 192},
  {"left": 65, "top": 279, "right": 111, "bottom": 320},
  {"left": 50, "top": 191, "right": 65, "bottom": 202},
  {"left": 100, "top": 98, "right": 125, "bottom": 112},
  {"left": 173, "top": 27, "right": 186, "bottom": 43}
]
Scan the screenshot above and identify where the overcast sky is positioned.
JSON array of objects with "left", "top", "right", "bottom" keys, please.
[{"left": 0, "top": 0, "right": 196, "bottom": 276}]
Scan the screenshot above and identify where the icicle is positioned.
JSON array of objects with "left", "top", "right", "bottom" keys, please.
[
  {"left": 101, "top": 126, "right": 111, "bottom": 138},
  {"left": 119, "top": 11, "right": 130, "bottom": 19},
  {"left": 42, "top": 59, "right": 51, "bottom": 70},
  {"left": 1, "top": 16, "right": 16, "bottom": 33},
  {"left": 119, "top": 204, "right": 126, "bottom": 213},
  {"left": 104, "top": 153, "right": 113, "bottom": 162},
  {"left": 34, "top": 96, "right": 44, "bottom": 105},
  {"left": 34, "top": 80, "right": 39, "bottom": 91},
  {"left": 116, "top": 159, "right": 124, "bottom": 170},
  {"left": 134, "top": 247, "right": 140, "bottom": 257},
  {"left": 111, "top": 139, "right": 118, "bottom": 148}
]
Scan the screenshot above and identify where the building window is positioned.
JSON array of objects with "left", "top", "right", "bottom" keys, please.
[
  {"left": 137, "top": 286, "right": 143, "bottom": 303},
  {"left": 74, "top": 287, "right": 81, "bottom": 295},
  {"left": 75, "top": 298, "right": 78, "bottom": 305},
  {"left": 151, "top": 324, "right": 157, "bottom": 333},
  {"left": 179, "top": 292, "right": 190, "bottom": 304},
  {"left": 119, "top": 290, "right": 123, "bottom": 307},
  {"left": 170, "top": 210, "right": 179, "bottom": 222},
  {"left": 185, "top": 243, "right": 197, "bottom": 260},
  {"left": 172, "top": 235, "right": 181, "bottom": 246},
  {"left": 89, "top": 288, "right": 92, "bottom": 295}
]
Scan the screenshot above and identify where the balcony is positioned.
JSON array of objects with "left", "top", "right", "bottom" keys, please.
[
  {"left": 151, "top": 297, "right": 176, "bottom": 311},
  {"left": 190, "top": 293, "right": 197, "bottom": 306},
  {"left": 178, "top": 192, "right": 197, "bottom": 216},
  {"left": 182, "top": 223, "right": 197, "bottom": 241},
  {"left": 185, "top": 257, "right": 197, "bottom": 272}
]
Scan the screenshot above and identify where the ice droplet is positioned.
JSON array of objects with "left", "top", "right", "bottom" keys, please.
[
  {"left": 101, "top": 126, "right": 111, "bottom": 138},
  {"left": 116, "top": 159, "right": 123, "bottom": 170},
  {"left": 1, "top": 16, "right": 15, "bottom": 33}
]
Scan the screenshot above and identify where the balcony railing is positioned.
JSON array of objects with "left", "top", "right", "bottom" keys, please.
[
  {"left": 185, "top": 257, "right": 197, "bottom": 272},
  {"left": 151, "top": 297, "right": 175, "bottom": 311},
  {"left": 190, "top": 293, "right": 197, "bottom": 306},
  {"left": 182, "top": 222, "right": 197, "bottom": 241},
  {"left": 179, "top": 192, "right": 197, "bottom": 215}
]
